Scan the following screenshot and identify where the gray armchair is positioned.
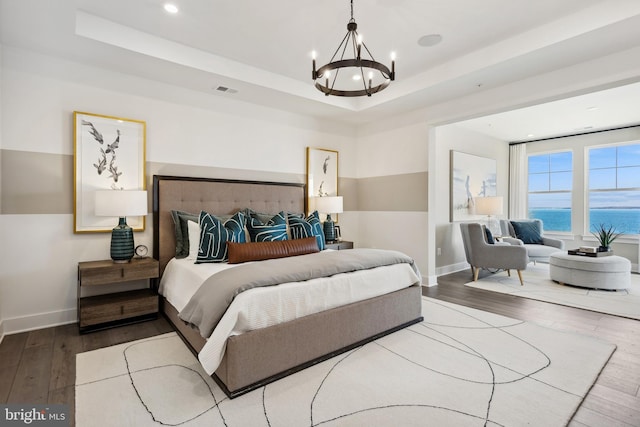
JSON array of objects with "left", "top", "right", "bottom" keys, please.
[
  {"left": 460, "top": 223, "right": 529, "bottom": 286},
  {"left": 499, "top": 219, "right": 564, "bottom": 263}
]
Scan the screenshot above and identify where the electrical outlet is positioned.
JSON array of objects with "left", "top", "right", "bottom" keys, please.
[{"left": 437, "top": 247, "right": 442, "bottom": 256}]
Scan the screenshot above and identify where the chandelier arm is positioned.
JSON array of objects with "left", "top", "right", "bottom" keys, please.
[
  {"left": 328, "top": 31, "right": 351, "bottom": 63},
  {"left": 361, "top": 42, "right": 377, "bottom": 62},
  {"left": 360, "top": 66, "right": 369, "bottom": 96}
]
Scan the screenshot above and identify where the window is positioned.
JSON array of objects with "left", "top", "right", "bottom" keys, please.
[
  {"left": 588, "top": 143, "right": 640, "bottom": 235},
  {"left": 527, "top": 152, "right": 572, "bottom": 232}
]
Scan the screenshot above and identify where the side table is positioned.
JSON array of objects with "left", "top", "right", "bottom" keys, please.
[{"left": 77, "top": 257, "right": 159, "bottom": 333}]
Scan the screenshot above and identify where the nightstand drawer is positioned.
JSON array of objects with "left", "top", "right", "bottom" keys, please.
[
  {"left": 79, "top": 289, "right": 158, "bottom": 327},
  {"left": 325, "top": 241, "right": 354, "bottom": 250},
  {"left": 79, "top": 258, "right": 159, "bottom": 286}
]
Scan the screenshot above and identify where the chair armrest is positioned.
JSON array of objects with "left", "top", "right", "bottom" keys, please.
[
  {"left": 542, "top": 237, "right": 565, "bottom": 249},
  {"left": 502, "top": 237, "right": 523, "bottom": 246}
]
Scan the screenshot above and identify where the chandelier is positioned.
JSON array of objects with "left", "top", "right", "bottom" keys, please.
[{"left": 312, "top": 0, "right": 395, "bottom": 97}]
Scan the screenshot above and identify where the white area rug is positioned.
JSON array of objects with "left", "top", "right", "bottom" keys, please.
[
  {"left": 76, "top": 297, "right": 615, "bottom": 427},
  {"left": 465, "top": 263, "right": 640, "bottom": 320}
]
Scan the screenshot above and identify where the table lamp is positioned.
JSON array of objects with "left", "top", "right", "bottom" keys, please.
[
  {"left": 314, "top": 196, "right": 343, "bottom": 242},
  {"left": 95, "top": 190, "right": 148, "bottom": 263},
  {"left": 475, "top": 196, "right": 503, "bottom": 236}
]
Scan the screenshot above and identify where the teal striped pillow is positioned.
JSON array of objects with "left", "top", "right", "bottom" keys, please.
[
  {"left": 246, "top": 211, "right": 288, "bottom": 242},
  {"left": 288, "top": 211, "right": 326, "bottom": 250},
  {"left": 196, "top": 211, "right": 246, "bottom": 263}
]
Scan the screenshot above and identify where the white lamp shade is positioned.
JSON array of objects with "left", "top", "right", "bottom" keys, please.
[
  {"left": 313, "top": 196, "right": 344, "bottom": 214},
  {"left": 95, "top": 190, "right": 148, "bottom": 217},
  {"left": 475, "top": 196, "right": 503, "bottom": 216}
]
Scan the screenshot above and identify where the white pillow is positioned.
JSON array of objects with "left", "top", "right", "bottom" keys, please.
[{"left": 187, "top": 220, "right": 200, "bottom": 261}]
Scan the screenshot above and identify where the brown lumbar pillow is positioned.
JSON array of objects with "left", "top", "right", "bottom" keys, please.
[{"left": 227, "top": 237, "right": 319, "bottom": 264}]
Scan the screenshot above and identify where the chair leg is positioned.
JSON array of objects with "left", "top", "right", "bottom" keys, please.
[
  {"left": 517, "top": 270, "right": 524, "bottom": 286},
  {"left": 473, "top": 267, "right": 480, "bottom": 282},
  {"left": 506, "top": 269, "right": 511, "bottom": 277},
  {"left": 470, "top": 266, "right": 475, "bottom": 280}
]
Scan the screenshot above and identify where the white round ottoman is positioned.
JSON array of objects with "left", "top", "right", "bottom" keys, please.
[{"left": 549, "top": 253, "right": 631, "bottom": 290}]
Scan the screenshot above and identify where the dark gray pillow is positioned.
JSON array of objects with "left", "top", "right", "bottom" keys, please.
[{"left": 170, "top": 210, "right": 198, "bottom": 258}]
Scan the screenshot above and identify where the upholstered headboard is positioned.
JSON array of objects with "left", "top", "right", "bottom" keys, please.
[{"left": 153, "top": 175, "right": 306, "bottom": 276}]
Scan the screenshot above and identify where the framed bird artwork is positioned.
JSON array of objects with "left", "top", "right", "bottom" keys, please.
[
  {"left": 73, "top": 111, "right": 146, "bottom": 233},
  {"left": 306, "top": 147, "right": 339, "bottom": 217}
]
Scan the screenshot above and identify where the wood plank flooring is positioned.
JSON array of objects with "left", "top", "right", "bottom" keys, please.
[{"left": 0, "top": 269, "right": 638, "bottom": 426}]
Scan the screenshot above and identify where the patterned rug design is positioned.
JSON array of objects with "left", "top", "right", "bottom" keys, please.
[
  {"left": 76, "top": 297, "right": 615, "bottom": 426},
  {"left": 464, "top": 263, "right": 640, "bottom": 320}
]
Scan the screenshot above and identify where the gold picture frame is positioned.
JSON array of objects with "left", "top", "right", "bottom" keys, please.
[
  {"left": 73, "top": 111, "right": 147, "bottom": 233},
  {"left": 306, "top": 147, "right": 339, "bottom": 216}
]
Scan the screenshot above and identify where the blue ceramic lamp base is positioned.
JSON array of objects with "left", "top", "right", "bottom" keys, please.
[
  {"left": 110, "top": 217, "right": 134, "bottom": 263},
  {"left": 323, "top": 214, "right": 337, "bottom": 242}
]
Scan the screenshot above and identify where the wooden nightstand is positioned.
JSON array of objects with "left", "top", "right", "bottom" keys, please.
[
  {"left": 78, "top": 257, "right": 159, "bottom": 333},
  {"left": 325, "top": 240, "right": 354, "bottom": 250}
]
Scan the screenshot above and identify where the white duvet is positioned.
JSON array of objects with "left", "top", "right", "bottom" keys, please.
[{"left": 159, "top": 251, "right": 421, "bottom": 375}]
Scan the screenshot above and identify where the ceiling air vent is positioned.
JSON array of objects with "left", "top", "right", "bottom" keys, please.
[{"left": 215, "top": 86, "right": 238, "bottom": 94}]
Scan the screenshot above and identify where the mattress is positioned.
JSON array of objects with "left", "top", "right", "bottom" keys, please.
[{"left": 159, "top": 251, "right": 421, "bottom": 374}]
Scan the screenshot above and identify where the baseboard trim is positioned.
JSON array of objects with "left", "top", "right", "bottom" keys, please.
[
  {"left": 422, "top": 275, "right": 438, "bottom": 287},
  {"left": 0, "top": 320, "right": 5, "bottom": 345},
  {"left": 436, "top": 261, "right": 469, "bottom": 277},
  {"left": 2, "top": 308, "right": 77, "bottom": 336}
]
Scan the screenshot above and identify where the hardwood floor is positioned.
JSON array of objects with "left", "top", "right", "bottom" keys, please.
[{"left": 0, "top": 270, "right": 638, "bottom": 426}]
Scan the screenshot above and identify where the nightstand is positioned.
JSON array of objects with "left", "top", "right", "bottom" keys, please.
[
  {"left": 77, "top": 257, "right": 159, "bottom": 333},
  {"left": 325, "top": 240, "right": 354, "bottom": 250}
]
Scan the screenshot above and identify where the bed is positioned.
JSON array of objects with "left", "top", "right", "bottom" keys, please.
[{"left": 152, "top": 175, "right": 423, "bottom": 398}]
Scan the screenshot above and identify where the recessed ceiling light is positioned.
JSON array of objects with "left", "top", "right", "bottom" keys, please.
[
  {"left": 417, "top": 34, "right": 442, "bottom": 47},
  {"left": 164, "top": 3, "right": 178, "bottom": 14},
  {"left": 587, "top": 106, "right": 598, "bottom": 111},
  {"left": 527, "top": 134, "right": 535, "bottom": 138}
]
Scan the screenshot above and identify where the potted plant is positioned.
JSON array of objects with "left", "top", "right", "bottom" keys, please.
[{"left": 591, "top": 223, "right": 620, "bottom": 252}]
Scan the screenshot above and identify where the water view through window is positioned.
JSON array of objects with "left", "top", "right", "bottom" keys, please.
[
  {"left": 528, "top": 144, "right": 640, "bottom": 235},
  {"left": 528, "top": 208, "right": 639, "bottom": 234}
]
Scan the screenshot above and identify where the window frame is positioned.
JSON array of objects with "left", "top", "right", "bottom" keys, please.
[
  {"left": 585, "top": 141, "right": 640, "bottom": 237},
  {"left": 526, "top": 150, "right": 573, "bottom": 233}
]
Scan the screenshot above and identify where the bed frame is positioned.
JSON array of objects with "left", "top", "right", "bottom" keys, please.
[{"left": 153, "top": 175, "right": 423, "bottom": 398}]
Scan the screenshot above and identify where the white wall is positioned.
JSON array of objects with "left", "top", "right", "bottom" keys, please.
[
  {"left": 355, "top": 121, "right": 430, "bottom": 281},
  {"left": 0, "top": 47, "right": 357, "bottom": 335},
  {"left": 433, "top": 125, "right": 510, "bottom": 275}
]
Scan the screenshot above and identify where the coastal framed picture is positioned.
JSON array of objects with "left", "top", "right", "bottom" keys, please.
[
  {"left": 73, "top": 111, "right": 147, "bottom": 233},
  {"left": 450, "top": 150, "right": 497, "bottom": 222},
  {"left": 306, "top": 147, "right": 339, "bottom": 215}
]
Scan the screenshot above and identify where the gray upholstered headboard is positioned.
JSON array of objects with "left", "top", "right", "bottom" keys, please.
[{"left": 153, "top": 175, "right": 306, "bottom": 276}]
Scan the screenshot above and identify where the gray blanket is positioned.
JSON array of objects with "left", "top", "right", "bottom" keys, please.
[{"left": 179, "top": 248, "right": 421, "bottom": 337}]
